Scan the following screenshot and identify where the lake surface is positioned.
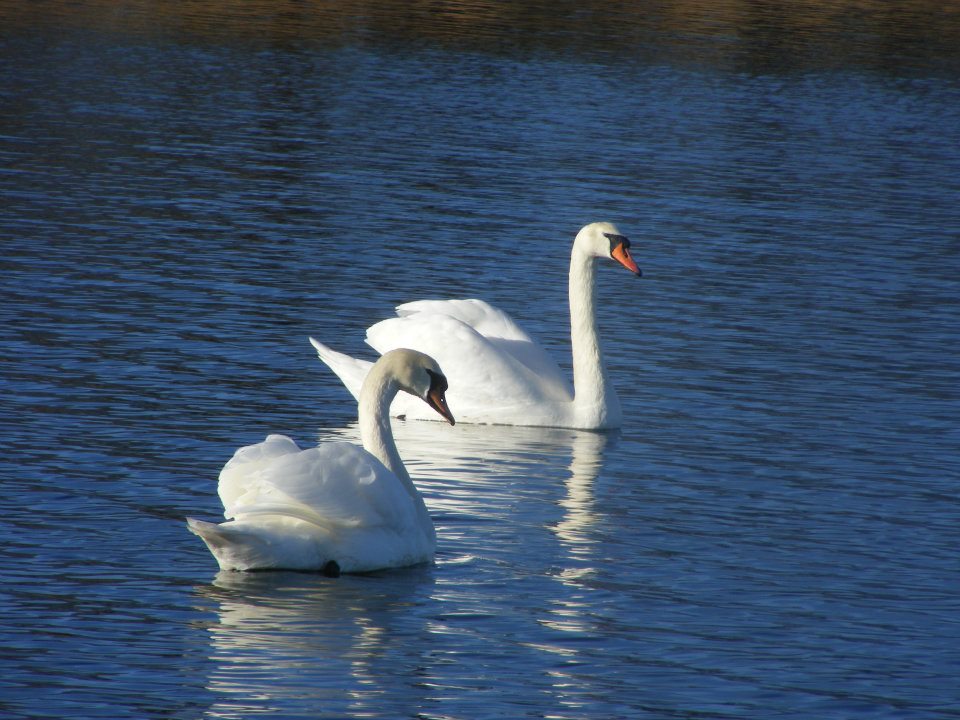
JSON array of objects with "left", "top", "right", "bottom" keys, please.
[{"left": 2, "top": 1, "right": 959, "bottom": 718}]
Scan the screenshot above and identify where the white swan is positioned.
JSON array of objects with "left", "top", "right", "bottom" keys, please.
[
  {"left": 187, "top": 348, "right": 455, "bottom": 574},
  {"left": 310, "top": 222, "right": 640, "bottom": 430}
]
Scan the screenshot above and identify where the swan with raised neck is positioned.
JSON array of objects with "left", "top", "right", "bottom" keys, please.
[
  {"left": 567, "top": 221, "right": 641, "bottom": 428},
  {"left": 309, "top": 221, "right": 641, "bottom": 430}
]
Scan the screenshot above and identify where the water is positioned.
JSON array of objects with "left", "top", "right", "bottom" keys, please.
[{"left": 2, "top": 1, "right": 960, "bottom": 718}]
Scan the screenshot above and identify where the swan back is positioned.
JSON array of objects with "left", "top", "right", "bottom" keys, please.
[
  {"left": 220, "top": 436, "right": 405, "bottom": 528},
  {"left": 192, "top": 434, "right": 435, "bottom": 572}
]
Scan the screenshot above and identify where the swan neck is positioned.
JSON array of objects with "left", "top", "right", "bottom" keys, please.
[
  {"left": 358, "top": 368, "right": 414, "bottom": 490},
  {"left": 568, "top": 248, "right": 615, "bottom": 413}
]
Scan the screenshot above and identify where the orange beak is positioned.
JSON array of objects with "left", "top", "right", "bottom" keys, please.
[
  {"left": 611, "top": 242, "right": 642, "bottom": 276},
  {"left": 426, "top": 388, "right": 455, "bottom": 425}
]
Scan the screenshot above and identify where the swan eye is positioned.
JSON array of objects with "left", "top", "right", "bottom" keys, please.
[
  {"left": 425, "top": 368, "right": 448, "bottom": 394},
  {"left": 603, "top": 232, "right": 630, "bottom": 254}
]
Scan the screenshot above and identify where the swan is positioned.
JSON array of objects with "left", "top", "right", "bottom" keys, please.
[
  {"left": 310, "top": 221, "right": 640, "bottom": 430},
  {"left": 186, "top": 348, "right": 455, "bottom": 574}
]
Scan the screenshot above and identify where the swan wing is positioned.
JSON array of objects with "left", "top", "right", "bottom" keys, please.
[
  {"left": 396, "top": 299, "right": 532, "bottom": 342},
  {"left": 365, "top": 309, "right": 572, "bottom": 420},
  {"left": 392, "top": 299, "right": 569, "bottom": 385},
  {"left": 218, "top": 435, "right": 415, "bottom": 532},
  {"left": 217, "top": 433, "right": 302, "bottom": 515}
]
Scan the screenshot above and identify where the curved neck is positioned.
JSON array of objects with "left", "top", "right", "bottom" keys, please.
[
  {"left": 358, "top": 368, "right": 414, "bottom": 493},
  {"left": 568, "top": 247, "right": 618, "bottom": 416}
]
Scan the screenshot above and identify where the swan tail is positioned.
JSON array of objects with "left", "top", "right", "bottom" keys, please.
[
  {"left": 308, "top": 337, "right": 373, "bottom": 402},
  {"left": 186, "top": 517, "right": 234, "bottom": 549},
  {"left": 186, "top": 517, "right": 302, "bottom": 572}
]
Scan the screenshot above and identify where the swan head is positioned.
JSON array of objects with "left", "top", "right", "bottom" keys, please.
[
  {"left": 381, "top": 348, "right": 456, "bottom": 425},
  {"left": 575, "top": 222, "right": 642, "bottom": 276}
]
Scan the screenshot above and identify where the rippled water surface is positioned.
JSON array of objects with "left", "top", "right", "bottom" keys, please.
[{"left": 2, "top": 2, "right": 959, "bottom": 718}]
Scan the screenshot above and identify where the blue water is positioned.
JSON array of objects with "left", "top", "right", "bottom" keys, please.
[{"left": 2, "top": 2, "right": 960, "bottom": 718}]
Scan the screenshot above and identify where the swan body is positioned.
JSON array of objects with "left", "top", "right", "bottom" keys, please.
[
  {"left": 187, "top": 348, "right": 454, "bottom": 573},
  {"left": 310, "top": 222, "right": 640, "bottom": 430}
]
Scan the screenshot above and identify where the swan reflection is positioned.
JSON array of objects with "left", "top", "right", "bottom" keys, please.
[
  {"left": 321, "top": 420, "right": 610, "bottom": 628},
  {"left": 197, "top": 568, "right": 435, "bottom": 719},
  {"left": 553, "top": 430, "right": 608, "bottom": 559}
]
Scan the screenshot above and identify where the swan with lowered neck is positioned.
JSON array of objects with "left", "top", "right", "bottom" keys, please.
[
  {"left": 310, "top": 222, "right": 640, "bottom": 430},
  {"left": 187, "top": 348, "right": 454, "bottom": 573}
]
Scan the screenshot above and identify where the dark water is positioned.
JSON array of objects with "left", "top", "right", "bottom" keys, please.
[{"left": 2, "top": 2, "right": 960, "bottom": 718}]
